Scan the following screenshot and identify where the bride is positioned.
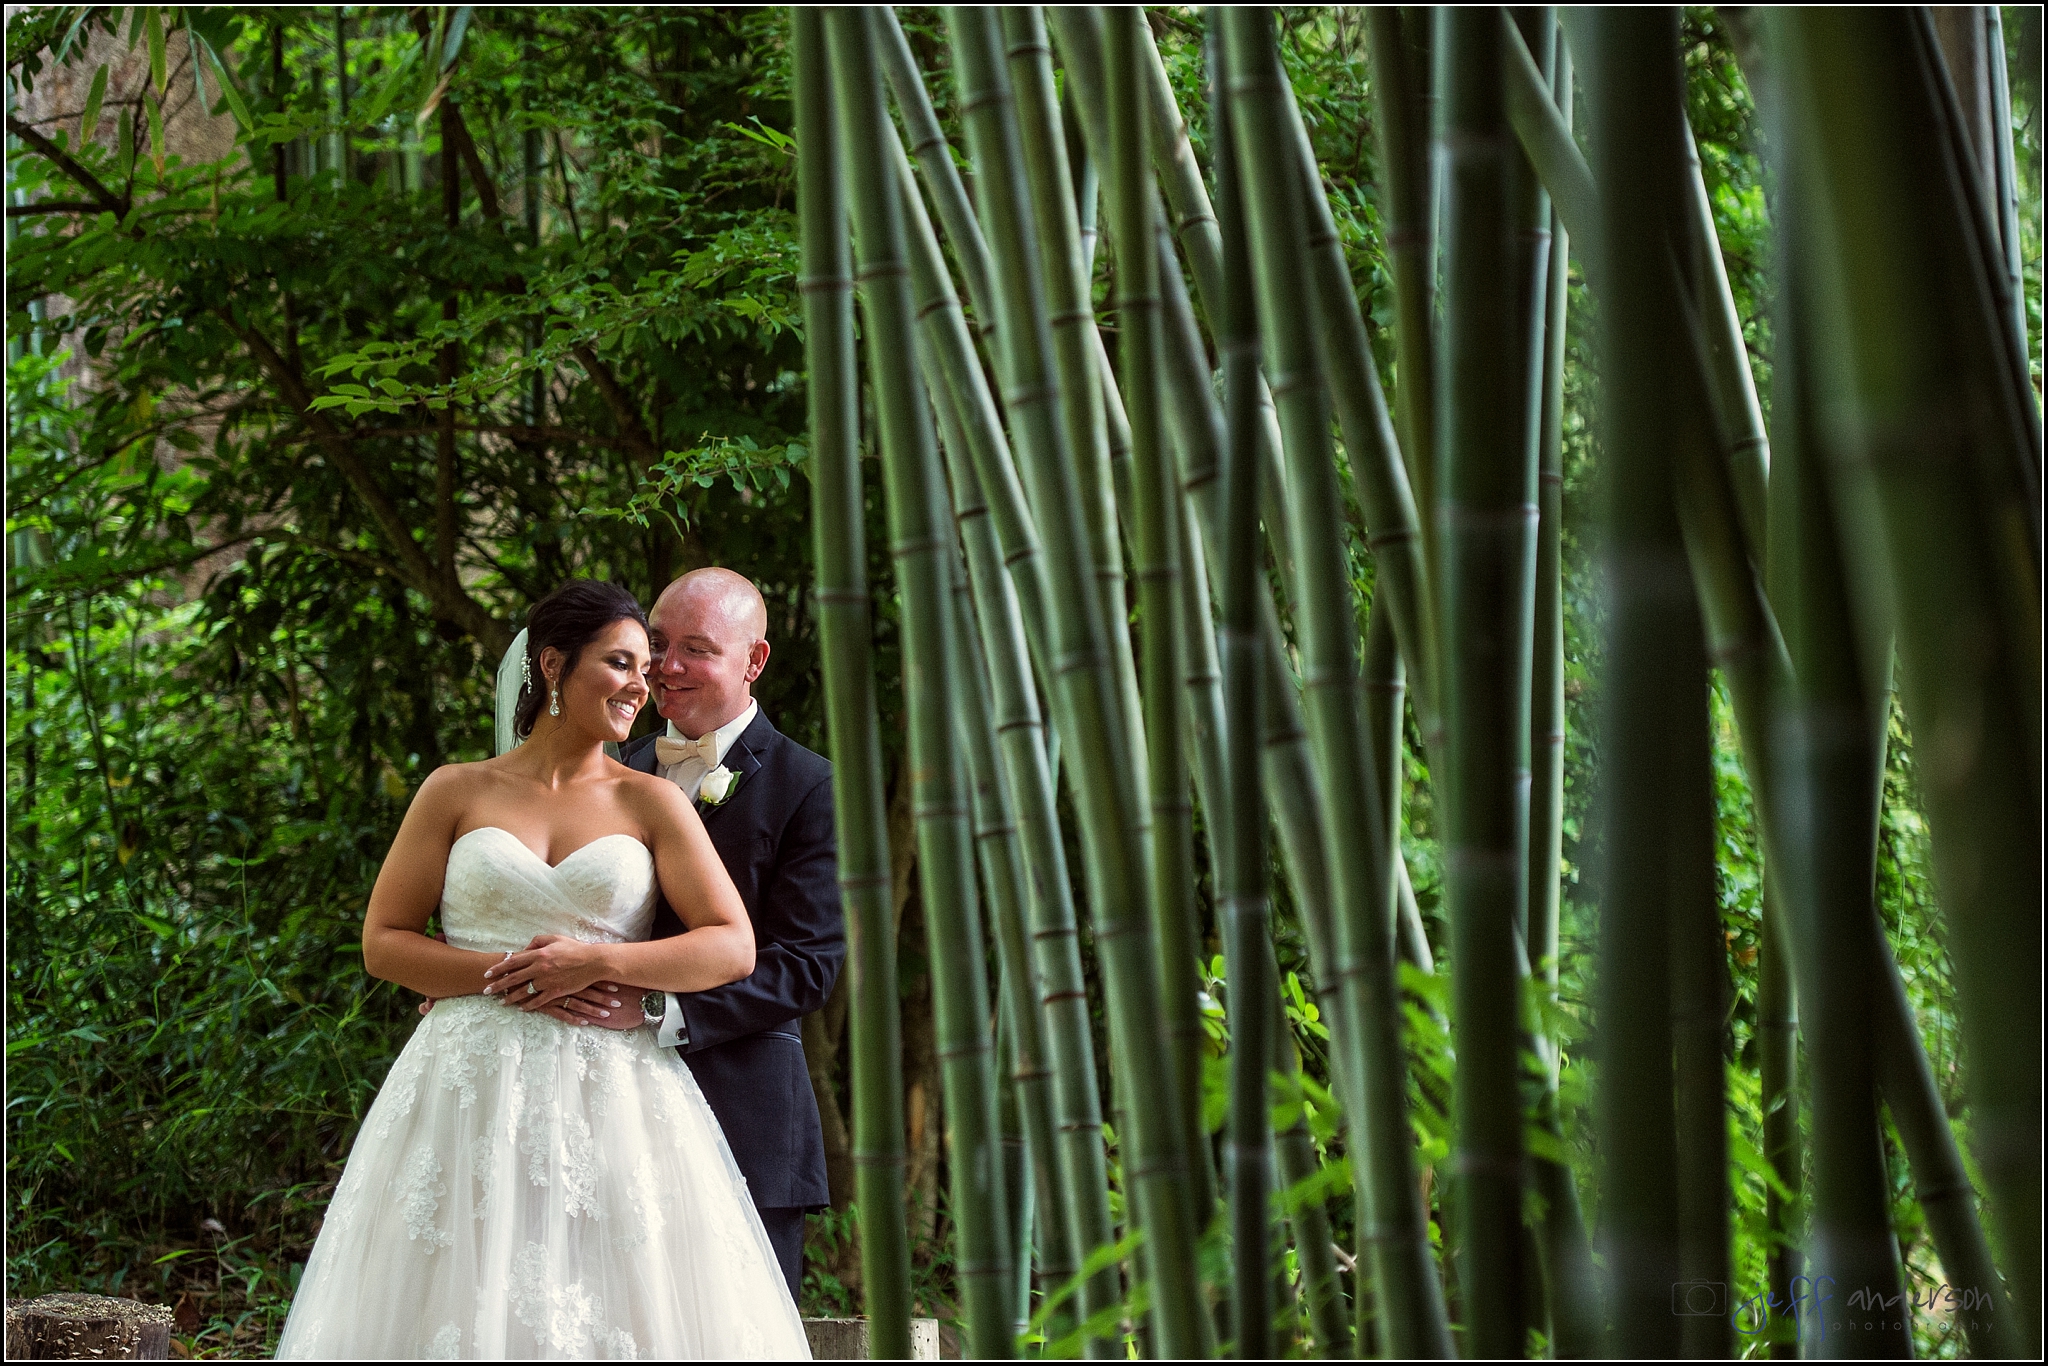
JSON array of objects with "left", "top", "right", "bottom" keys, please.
[{"left": 276, "top": 580, "right": 810, "bottom": 1361}]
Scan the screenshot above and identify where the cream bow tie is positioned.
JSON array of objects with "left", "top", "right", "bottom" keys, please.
[{"left": 654, "top": 731, "right": 721, "bottom": 768}]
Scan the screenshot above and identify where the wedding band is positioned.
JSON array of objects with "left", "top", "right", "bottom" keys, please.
[{"left": 526, "top": 982, "right": 538, "bottom": 996}]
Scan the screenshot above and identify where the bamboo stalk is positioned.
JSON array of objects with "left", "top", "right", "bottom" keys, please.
[
  {"left": 1356, "top": 588, "right": 1411, "bottom": 1358},
  {"left": 1913, "top": 9, "right": 2043, "bottom": 570},
  {"left": 1584, "top": 12, "right": 1688, "bottom": 1353},
  {"left": 1085, "top": 225, "right": 1223, "bottom": 1246},
  {"left": 877, "top": 9, "right": 994, "bottom": 335},
  {"left": 1281, "top": 82, "right": 1442, "bottom": 745},
  {"left": 895, "top": 130, "right": 1121, "bottom": 1353},
  {"left": 1108, "top": 14, "right": 1443, "bottom": 739},
  {"left": 1002, "top": 7, "right": 1149, "bottom": 793},
  {"left": 1668, "top": 600, "right": 1731, "bottom": 1363},
  {"left": 1767, "top": 33, "right": 1949, "bottom": 1352},
  {"left": 1116, "top": 16, "right": 1306, "bottom": 594},
  {"left": 794, "top": 13, "right": 911, "bottom": 1356},
  {"left": 1870, "top": 899, "right": 2016, "bottom": 1361},
  {"left": 945, "top": 11, "right": 1209, "bottom": 1352},
  {"left": 1778, "top": 12, "right": 2041, "bottom": 1350},
  {"left": 1202, "top": 11, "right": 1275, "bottom": 1350},
  {"left": 1367, "top": 7, "right": 1442, "bottom": 567},
  {"left": 1502, "top": 14, "right": 1602, "bottom": 271},
  {"left": 1107, "top": 10, "right": 1217, "bottom": 1262},
  {"left": 993, "top": 1004, "right": 1036, "bottom": 1340},
  {"left": 1504, "top": 0, "right": 1556, "bottom": 990},
  {"left": 1526, "top": 18, "right": 1569, "bottom": 1037},
  {"left": 1437, "top": 9, "right": 1543, "bottom": 1350},
  {"left": 1518, "top": 24, "right": 1602, "bottom": 1360},
  {"left": 1033, "top": 22, "right": 1229, "bottom": 883},
  {"left": 1067, "top": 79, "right": 1100, "bottom": 274},
  {"left": 1680, "top": 124, "right": 1769, "bottom": 547},
  {"left": 1757, "top": 875, "right": 1801, "bottom": 1359},
  {"left": 1100, "top": 26, "right": 1423, "bottom": 1131},
  {"left": 935, "top": 376, "right": 1077, "bottom": 1338},
  {"left": 1056, "top": 5, "right": 1216, "bottom": 1245},
  {"left": 826, "top": 12, "right": 1012, "bottom": 1355},
  {"left": 1667, "top": 110, "right": 2018, "bottom": 1359},
  {"left": 1985, "top": 7, "right": 2030, "bottom": 382},
  {"left": 1269, "top": 973, "right": 1350, "bottom": 1360},
  {"left": 1766, "top": 358, "right": 1911, "bottom": 1361},
  {"left": 1221, "top": 11, "right": 1451, "bottom": 1357},
  {"left": 1039, "top": 4, "right": 1232, "bottom": 944},
  {"left": 1866, "top": 668, "right": 2016, "bottom": 1359},
  {"left": 1153, "top": 207, "right": 1345, "bottom": 1035},
  {"left": 1536, "top": 16, "right": 2021, "bottom": 1357}
]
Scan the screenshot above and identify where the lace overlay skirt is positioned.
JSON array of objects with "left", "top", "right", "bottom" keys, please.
[{"left": 275, "top": 997, "right": 809, "bottom": 1360}]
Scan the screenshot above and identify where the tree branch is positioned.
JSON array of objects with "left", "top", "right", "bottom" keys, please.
[
  {"left": 6, "top": 200, "right": 108, "bottom": 217},
  {"left": 222, "top": 312, "right": 512, "bottom": 654},
  {"left": 5, "top": 115, "right": 129, "bottom": 217},
  {"left": 437, "top": 101, "right": 462, "bottom": 577},
  {"left": 349, "top": 423, "right": 635, "bottom": 448},
  {"left": 444, "top": 102, "right": 502, "bottom": 222},
  {"left": 571, "top": 343, "right": 663, "bottom": 467}
]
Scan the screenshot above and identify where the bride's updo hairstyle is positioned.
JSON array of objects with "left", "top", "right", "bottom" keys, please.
[{"left": 513, "top": 579, "right": 650, "bottom": 740}]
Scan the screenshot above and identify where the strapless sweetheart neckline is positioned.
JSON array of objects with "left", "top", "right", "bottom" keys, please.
[
  {"left": 273, "top": 821, "right": 806, "bottom": 1360},
  {"left": 454, "top": 824, "right": 651, "bottom": 872}
]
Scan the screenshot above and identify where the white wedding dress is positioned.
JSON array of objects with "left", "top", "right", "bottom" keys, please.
[{"left": 275, "top": 826, "right": 810, "bottom": 1360}]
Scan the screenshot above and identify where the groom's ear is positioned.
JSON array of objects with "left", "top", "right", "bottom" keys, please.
[{"left": 744, "top": 638, "right": 770, "bottom": 683}]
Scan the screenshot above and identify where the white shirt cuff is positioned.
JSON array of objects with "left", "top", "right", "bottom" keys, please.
[{"left": 654, "top": 992, "right": 688, "bottom": 1050}]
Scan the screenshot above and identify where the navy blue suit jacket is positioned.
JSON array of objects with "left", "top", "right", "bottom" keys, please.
[{"left": 621, "top": 709, "right": 842, "bottom": 1211}]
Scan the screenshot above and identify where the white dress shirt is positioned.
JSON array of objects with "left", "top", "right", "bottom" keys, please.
[
  {"left": 657, "top": 698, "right": 758, "bottom": 799},
  {"left": 650, "top": 698, "right": 758, "bottom": 1048}
]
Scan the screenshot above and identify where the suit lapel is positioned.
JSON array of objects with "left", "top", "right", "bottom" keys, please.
[
  {"left": 622, "top": 733, "right": 660, "bottom": 775},
  {"left": 697, "top": 709, "right": 771, "bottom": 824}
]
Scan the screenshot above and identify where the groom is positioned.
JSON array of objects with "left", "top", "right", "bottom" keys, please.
[{"left": 573, "top": 567, "right": 843, "bottom": 1298}]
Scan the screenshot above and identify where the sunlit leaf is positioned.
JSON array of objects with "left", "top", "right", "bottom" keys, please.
[
  {"left": 145, "top": 93, "right": 164, "bottom": 179},
  {"left": 80, "top": 64, "right": 108, "bottom": 143},
  {"left": 144, "top": 7, "right": 165, "bottom": 95}
]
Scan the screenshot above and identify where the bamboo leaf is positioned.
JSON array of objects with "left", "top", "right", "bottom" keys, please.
[
  {"left": 440, "top": 7, "right": 473, "bottom": 71},
  {"left": 189, "top": 17, "right": 206, "bottom": 110},
  {"left": 54, "top": 6, "right": 92, "bottom": 63},
  {"left": 117, "top": 105, "right": 134, "bottom": 180},
  {"left": 80, "top": 63, "right": 108, "bottom": 143},
  {"left": 417, "top": 7, "right": 450, "bottom": 118},
  {"left": 197, "top": 35, "right": 253, "bottom": 133},
  {"left": 145, "top": 7, "right": 166, "bottom": 96},
  {"left": 145, "top": 93, "right": 165, "bottom": 178},
  {"left": 415, "top": 70, "right": 455, "bottom": 130},
  {"left": 357, "top": 47, "right": 418, "bottom": 129},
  {"left": 722, "top": 117, "right": 794, "bottom": 156}
]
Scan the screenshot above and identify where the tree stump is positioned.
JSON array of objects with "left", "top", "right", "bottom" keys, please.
[
  {"left": 4, "top": 1295, "right": 174, "bottom": 1360},
  {"left": 802, "top": 1316, "right": 941, "bottom": 1360}
]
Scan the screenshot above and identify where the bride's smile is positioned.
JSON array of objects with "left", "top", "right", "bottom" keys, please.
[
  {"left": 285, "top": 579, "right": 805, "bottom": 1360},
  {"left": 526, "top": 617, "right": 653, "bottom": 746}
]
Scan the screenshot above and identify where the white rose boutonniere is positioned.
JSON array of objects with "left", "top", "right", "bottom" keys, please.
[{"left": 699, "top": 764, "right": 740, "bottom": 806}]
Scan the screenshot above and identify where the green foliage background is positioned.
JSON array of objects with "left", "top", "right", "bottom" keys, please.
[{"left": 6, "top": 6, "right": 2037, "bottom": 1358}]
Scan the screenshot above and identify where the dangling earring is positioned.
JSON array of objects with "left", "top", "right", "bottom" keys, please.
[{"left": 549, "top": 687, "right": 560, "bottom": 717}]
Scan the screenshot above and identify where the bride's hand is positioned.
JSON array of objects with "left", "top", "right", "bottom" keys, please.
[{"left": 481, "top": 934, "right": 608, "bottom": 1011}]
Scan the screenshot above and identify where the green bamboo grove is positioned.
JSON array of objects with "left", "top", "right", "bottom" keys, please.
[{"left": 799, "top": 6, "right": 2040, "bottom": 1358}]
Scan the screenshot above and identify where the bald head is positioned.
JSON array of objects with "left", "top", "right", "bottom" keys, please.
[
  {"left": 647, "top": 567, "right": 772, "bottom": 739},
  {"left": 655, "top": 567, "right": 768, "bottom": 640}
]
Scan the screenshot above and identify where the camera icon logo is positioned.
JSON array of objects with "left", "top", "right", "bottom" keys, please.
[{"left": 1673, "top": 1281, "right": 1729, "bottom": 1317}]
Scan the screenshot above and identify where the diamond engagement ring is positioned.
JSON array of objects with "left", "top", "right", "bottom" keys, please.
[{"left": 526, "top": 982, "right": 538, "bottom": 996}]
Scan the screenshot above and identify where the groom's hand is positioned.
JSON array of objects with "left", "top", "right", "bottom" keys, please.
[{"left": 552, "top": 981, "right": 648, "bottom": 1031}]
